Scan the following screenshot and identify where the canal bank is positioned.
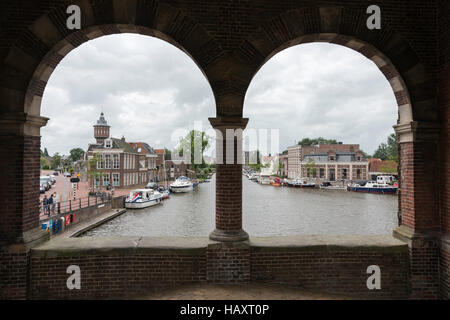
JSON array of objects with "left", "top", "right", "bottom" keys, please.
[{"left": 81, "top": 174, "right": 398, "bottom": 237}]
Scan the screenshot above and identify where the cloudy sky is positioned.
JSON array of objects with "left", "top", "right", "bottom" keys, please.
[{"left": 41, "top": 34, "right": 397, "bottom": 157}]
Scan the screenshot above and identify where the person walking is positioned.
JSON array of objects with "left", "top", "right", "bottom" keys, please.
[
  {"left": 42, "top": 195, "right": 49, "bottom": 216},
  {"left": 47, "top": 194, "right": 54, "bottom": 216},
  {"left": 53, "top": 192, "right": 59, "bottom": 214}
]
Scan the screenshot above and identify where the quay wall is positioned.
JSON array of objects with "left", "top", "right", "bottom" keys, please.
[{"left": 28, "top": 235, "right": 410, "bottom": 299}]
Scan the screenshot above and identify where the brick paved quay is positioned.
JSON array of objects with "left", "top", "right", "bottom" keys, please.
[{"left": 39, "top": 170, "right": 137, "bottom": 220}]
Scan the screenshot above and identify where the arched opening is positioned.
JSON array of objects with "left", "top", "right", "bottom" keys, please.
[
  {"left": 33, "top": 31, "right": 216, "bottom": 234},
  {"left": 243, "top": 42, "right": 399, "bottom": 236}
]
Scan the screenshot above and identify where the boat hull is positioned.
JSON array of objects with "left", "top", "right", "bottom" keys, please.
[
  {"left": 125, "top": 197, "right": 163, "bottom": 209},
  {"left": 348, "top": 186, "right": 397, "bottom": 194},
  {"left": 170, "top": 185, "right": 194, "bottom": 193}
]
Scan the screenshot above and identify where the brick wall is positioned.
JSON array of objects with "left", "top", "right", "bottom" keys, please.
[
  {"left": 207, "top": 242, "right": 250, "bottom": 283},
  {"left": 30, "top": 250, "right": 207, "bottom": 299},
  {"left": 251, "top": 246, "right": 410, "bottom": 299},
  {"left": 439, "top": 0, "right": 449, "bottom": 299}
]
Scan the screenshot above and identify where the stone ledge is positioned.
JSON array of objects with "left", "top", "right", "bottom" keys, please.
[
  {"left": 250, "top": 235, "right": 408, "bottom": 253},
  {"left": 31, "top": 236, "right": 210, "bottom": 257},
  {"left": 31, "top": 235, "right": 407, "bottom": 257}
]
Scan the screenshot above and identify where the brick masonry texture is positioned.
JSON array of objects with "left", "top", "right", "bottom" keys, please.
[
  {"left": 251, "top": 248, "right": 410, "bottom": 299},
  {"left": 0, "top": 0, "right": 448, "bottom": 299},
  {"left": 30, "top": 252, "right": 207, "bottom": 299},
  {"left": 25, "top": 237, "right": 410, "bottom": 299}
]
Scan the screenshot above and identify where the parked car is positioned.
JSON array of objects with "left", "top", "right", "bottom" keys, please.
[
  {"left": 64, "top": 172, "right": 71, "bottom": 177},
  {"left": 49, "top": 175, "right": 56, "bottom": 184},
  {"left": 39, "top": 184, "right": 45, "bottom": 194},
  {"left": 52, "top": 171, "right": 59, "bottom": 176},
  {"left": 40, "top": 176, "right": 51, "bottom": 191}
]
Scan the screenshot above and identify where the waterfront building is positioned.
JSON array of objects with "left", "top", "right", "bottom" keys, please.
[
  {"left": 287, "top": 143, "right": 369, "bottom": 181},
  {"left": 86, "top": 112, "right": 143, "bottom": 189},
  {"left": 368, "top": 158, "right": 398, "bottom": 180},
  {"left": 129, "top": 142, "right": 159, "bottom": 183},
  {"left": 165, "top": 159, "right": 187, "bottom": 180},
  {"left": 279, "top": 154, "right": 288, "bottom": 177}
]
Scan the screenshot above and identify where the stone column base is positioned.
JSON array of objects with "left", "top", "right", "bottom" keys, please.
[
  {"left": 209, "top": 228, "right": 249, "bottom": 242},
  {"left": 207, "top": 241, "right": 250, "bottom": 283},
  {"left": 393, "top": 225, "right": 441, "bottom": 299}
]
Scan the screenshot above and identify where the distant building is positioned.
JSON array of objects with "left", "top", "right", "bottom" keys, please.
[
  {"left": 165, "top": 160, "right": 187, "bottom": 180},
  {"left": 86, "top": 112, "right": 145, "bottom": 189},
  {"left": 368, "top": 158, "right": 398, "bottom": 180},
  {"left": 129, "top": 142, "right": 158, "bottom": 183},
  {"left": 287, "top": 143, "right": 369, "bottom": 181},
  {"left": 279, "top": 154, "right": 288, "bottom": 177}
]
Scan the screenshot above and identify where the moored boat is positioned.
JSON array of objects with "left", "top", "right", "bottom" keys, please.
[
  {"left": 169, "top": 176, "right": 194, "bottom": 193},
  {"left": 347, "top": 181, "right": 397, "bottom": 194},
  {"left": 125, "top": 189, "right": 163, "bottom": 209},
  {"left": 319, "top": 181, "right": 346, "bottom": 190}
]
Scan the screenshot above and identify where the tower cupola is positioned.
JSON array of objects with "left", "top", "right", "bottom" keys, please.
[{"left": 94, "top": 112, "right": 110, "bottom": 144}]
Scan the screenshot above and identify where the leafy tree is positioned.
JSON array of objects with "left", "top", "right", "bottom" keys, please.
[
  {"left": 298, "top": 137, "right": 338, "bottom": 146},
  {"left": 44, "top": 148, "right": 49, "bottom": 157},
  {"left": 164, "top": 147, "right": 172, "bottom": 155},
  {"left": 87, "top": 153, "right": 107, "bottom": 191},
  {"left": 69, "top": 148, "right": 85, "bottom": 162},
  {"left": 40, "top": 157, "right": 50, "bottom": 169},
  {"left": 176, "top": 130, "right": 211, "bottom": 175},
  {"left": 51, "top": 153, "right": 61, "bottom": 169},
  {"left": 305, "top": 158, "right": 317, "bottom": 177},
  {"left": 373, "top": 133, "right": 398, "bottom": 162}
]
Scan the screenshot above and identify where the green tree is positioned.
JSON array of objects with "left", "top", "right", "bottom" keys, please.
[
  {"left": 176, "top": 130, "right": 211, "bottom": 175},
  {"left": 373, "top": 133, "right": 398, "bottom": 162},
  {"left": 51, "top": 153, "right": 61, "bottom": 169},
  {"left": 44, "top": 148, "right": 49, "bottom": 157},
  {"left": 305, "top": 158, "right": 317, "bottom": 177},
  {"left": 298, "top": 137, "right": 338, "bottom": 146},
  {"left": 87, "top": 153, "right": 107, "bottom": 191},
  {"left": 69, "top": 148, "right": 85, "bottom": 162}
]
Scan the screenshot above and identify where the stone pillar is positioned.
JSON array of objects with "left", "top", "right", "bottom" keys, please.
[
  {"left": 393, "top": 121, "right": 441, "bottom": 299},
  {"left": 208, "top": 117, "right": 248, "bottom": 242},
  {"left": 0, "top": 112, "right": 49, "bottom": 299}
]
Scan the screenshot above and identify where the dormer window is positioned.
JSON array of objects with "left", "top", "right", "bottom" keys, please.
[{"left": 105, "top": 139, "right": 112, "bottom": 148}]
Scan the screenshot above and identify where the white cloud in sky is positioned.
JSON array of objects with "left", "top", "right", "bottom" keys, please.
[{"left": 41, "top": 34, "right": 397, "bottom": 157}]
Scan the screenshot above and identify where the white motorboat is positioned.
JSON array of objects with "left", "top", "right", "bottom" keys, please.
[
  {"left": 169, "top": 176, "right": 194, "bottom": 193},
  {"left": 125, "top": 189, "right": 163, "bottom": 209}
]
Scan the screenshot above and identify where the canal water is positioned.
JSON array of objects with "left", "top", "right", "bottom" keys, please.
[{"left": 82, "top": 174, "right": 398, "bottom": 237}]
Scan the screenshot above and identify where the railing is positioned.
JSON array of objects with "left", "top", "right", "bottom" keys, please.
[{"left": 40, "top": 193, "right": 112, "bottom": 217}]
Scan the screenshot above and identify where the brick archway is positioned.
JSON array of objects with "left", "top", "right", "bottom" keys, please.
[
  {"left": 230, "top": 7, "right": 442, "bottom": 298},
  {"left": 0, "top": 1, "right": 447, "bottom": 300}
]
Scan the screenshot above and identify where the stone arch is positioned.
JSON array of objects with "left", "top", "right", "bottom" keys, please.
[
  {"left": 232, "top": 6, "right": 436, "bottom": 127},
  {"left": 0, "top": 0, "right": 225, "bottom": 117}
]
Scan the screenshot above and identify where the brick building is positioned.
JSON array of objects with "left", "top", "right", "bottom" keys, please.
[
  {"left": 287, "top": 144, "right": 368, "bottom": 181},
  {"left": 86, "top": 113, "right": 143, "bottom": 189},
  {"left": 129, "top": 142, "right": 158, "bottom": 183},
  {"left": 0, "top": 0, "right": 448, "bottom": 300}
]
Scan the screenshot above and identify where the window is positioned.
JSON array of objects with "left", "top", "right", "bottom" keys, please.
[
  {"left": 95, "top": 177, "right": 100, "bottom": 186},
  {"left": 113, "top": 154, "right": 119, "bottom": 169},
  {"left": 104, "top": 154, "right": 111, "bottom": 169},
  {"left": 105, "top": 139, "right": 112, "bottom": 148},
  {"left": 330, "top": 156, "right": 335, "bottom": 161},
  {"left": 357, "top": 169, "right": 361, "bottom": 179},
  {"left": 320, "top": 168, "right": 325, "bottom": 178},
  {"left": 342, "top": 168, "right": 347, "bottom": 180},
  {"left": 329, "top": 169, "right": 335, "bottom": 181},
  {"left": 112, "top": 173, "right": 119, "bottom": 187},
  {"left": 97, "top": 159, "right": 103, "bottom": 169},
  {"left": 103, "top": 174, "right": 110, "bottom": 186}
]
